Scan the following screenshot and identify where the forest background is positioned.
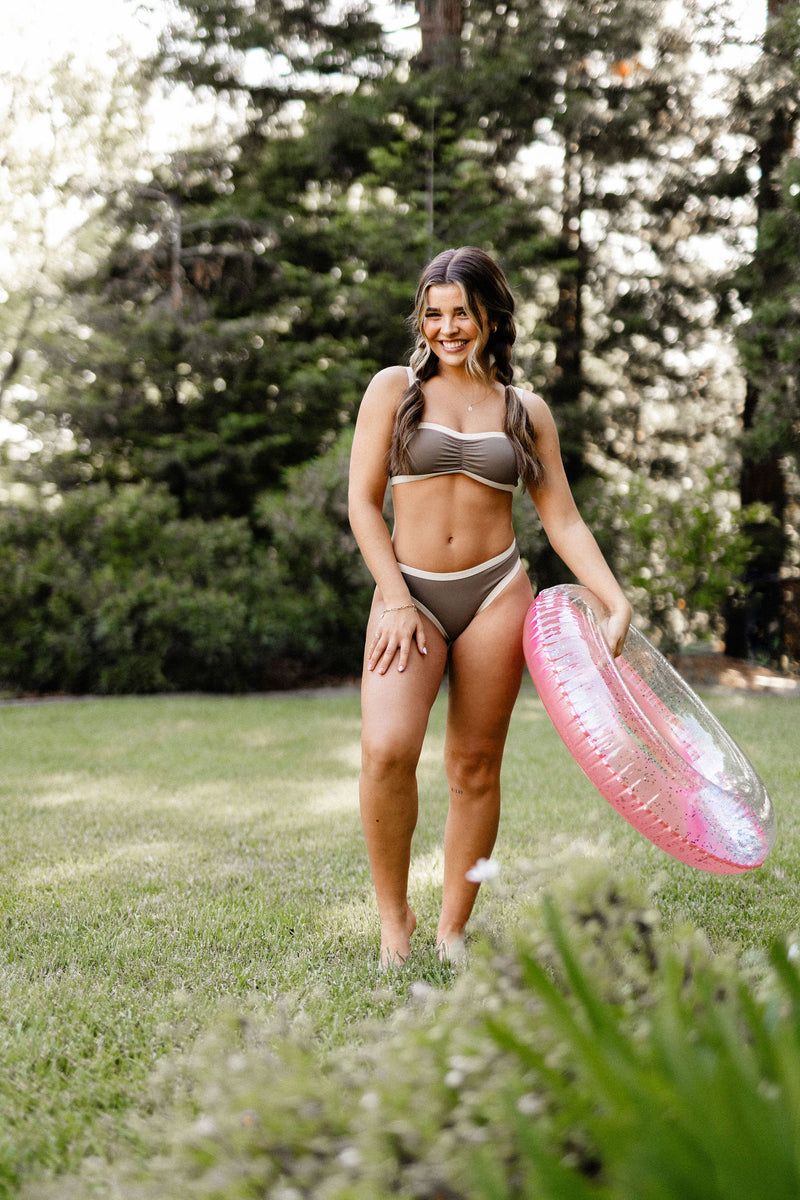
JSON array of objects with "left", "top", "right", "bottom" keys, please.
[{"left": 1, "top": 0, "right": 799, "bottom": 695}]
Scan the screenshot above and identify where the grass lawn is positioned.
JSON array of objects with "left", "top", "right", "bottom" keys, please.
[{"left": 0, "top": 681, "right": 797, "bottom": 1196}]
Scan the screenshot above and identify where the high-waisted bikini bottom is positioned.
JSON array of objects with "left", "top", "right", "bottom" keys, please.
[{"left": 396, "top": 541, "right": 522, "bottom": 643}]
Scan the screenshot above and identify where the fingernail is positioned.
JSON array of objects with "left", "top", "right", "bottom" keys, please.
[
  {"left": 422, "top": 647, "right": 427, "bottom": 655},
  {"left": 398, "top": 665, "right": 405, "bottom": 673}
]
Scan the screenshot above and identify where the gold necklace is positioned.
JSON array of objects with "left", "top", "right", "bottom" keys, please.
[{"left": 467, "top": 384, "right": 498, "bottom": 413}]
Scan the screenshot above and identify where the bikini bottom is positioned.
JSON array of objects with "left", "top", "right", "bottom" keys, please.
[{"left": 396, "top": 541, "right": 522, "bottom": 643}]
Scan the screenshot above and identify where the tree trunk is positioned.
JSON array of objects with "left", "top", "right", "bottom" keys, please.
[
  {"left": 726, "top": 0, "right": 797, "bottom": 661},
  {"left": 415, "top": 0, "right": 462, "bottom": 69},
  {"left": 534, "top": 142, "right": 589, "bottom": 592},
  {"left": 548, "top": 141, "right": 587, "bottom": 482}
]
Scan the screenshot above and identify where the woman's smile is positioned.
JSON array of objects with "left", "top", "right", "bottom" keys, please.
[{"left": 423, "top": 283, "right": 483, "bottom": 362}]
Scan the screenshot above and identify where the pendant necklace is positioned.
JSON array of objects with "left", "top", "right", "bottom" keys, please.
[{"left": 467, "top": 384, "right": 498, "bottom": 413}]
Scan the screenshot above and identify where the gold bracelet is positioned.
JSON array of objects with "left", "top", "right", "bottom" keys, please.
[{"left": 379, "top": 602, "right": 417, "bottom": 619}]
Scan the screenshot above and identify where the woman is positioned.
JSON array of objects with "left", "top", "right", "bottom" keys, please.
[{"left": 348, "top": 246, "right": 631, "bottom": 967}]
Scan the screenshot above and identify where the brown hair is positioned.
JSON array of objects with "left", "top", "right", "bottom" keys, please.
[{"left": 389, "top": 247, "right": 543, "bottom": 488}]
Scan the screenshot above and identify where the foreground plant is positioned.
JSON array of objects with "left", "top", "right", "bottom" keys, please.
[{"left": 32, "top": 866, "right": 800, "bottom": 1200}]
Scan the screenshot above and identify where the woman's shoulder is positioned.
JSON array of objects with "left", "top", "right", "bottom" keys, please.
[
  {"left": 356, "top": 365, "right": 412, "bottom": 432},
  {"left": 361, "top": 364, "right": 412, "bottom": 411},
  {"left": 511, "top": 383, "right": 551, "bottom": 424},
  {"left": 373, "top": 363, "right": 413, "bottom": 388}
]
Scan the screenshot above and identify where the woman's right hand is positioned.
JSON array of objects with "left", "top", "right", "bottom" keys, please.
[{"left": 368, "top": 605, "right": 428, "bottom": 674}]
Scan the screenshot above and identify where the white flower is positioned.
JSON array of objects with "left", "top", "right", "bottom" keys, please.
[
  {"left": 338, "top": 1146, "right": 362, "bottom": 1170},
  {"left": 516, "top": 1093, "right": 546, "bottom": 1117},
  {"left": 465, "top": 857, "right": 501, "bottom": 883}
]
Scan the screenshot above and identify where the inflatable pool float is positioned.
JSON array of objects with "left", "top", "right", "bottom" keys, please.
[{"left": 523, "top": 585, "right": 776, "bottom": 873}]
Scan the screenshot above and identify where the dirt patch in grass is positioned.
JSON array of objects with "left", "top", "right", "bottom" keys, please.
[{"left": 670, "top": 653, "right": 800, "bottom": 696}]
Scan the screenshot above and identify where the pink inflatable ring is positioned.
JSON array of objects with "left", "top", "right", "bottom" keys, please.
[{"left": 523, "top": 585, "right": 776, "bottom": 873}]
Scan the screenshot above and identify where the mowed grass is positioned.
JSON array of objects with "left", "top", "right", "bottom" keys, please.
[
  {"left": 503, "top": 680, "right": 800, "bottom": 949},
  {"left": 0, "top": 682, "right": 798, "bottom": 1195}
]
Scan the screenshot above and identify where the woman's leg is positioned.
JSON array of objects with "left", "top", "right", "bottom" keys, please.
[
  {"left": 359, "top": 596, "right": 448, "bottom": 965},
  {"left": 437, "top": 570, "right": 534, "bottom": 952}
]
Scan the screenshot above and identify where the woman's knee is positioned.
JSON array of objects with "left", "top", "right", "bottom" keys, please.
[
  {"left": 361, "top": 726, "right": 422, "bottom": 782},
  {"left": 444, "top": 743, "right": 503, "bottom": 795}
]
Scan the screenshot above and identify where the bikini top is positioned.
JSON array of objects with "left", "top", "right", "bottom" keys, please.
[{"left": 390, "top": 369, "right": 519, "bottom": 494}]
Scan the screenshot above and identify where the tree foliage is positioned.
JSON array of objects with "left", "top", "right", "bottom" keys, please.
[
  {"left": 18, "top": 0, "right": 715, "bottom": 519},
  {"left": 2, "top": 0, "right": 798, "bottom": 691},
  {"left": 0, "top": 42, "right": 152, "bottom": 501}
]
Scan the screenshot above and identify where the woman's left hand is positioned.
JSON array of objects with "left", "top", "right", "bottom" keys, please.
[{"left": 602, "top": 604, "right": 632, "bottom": 658}]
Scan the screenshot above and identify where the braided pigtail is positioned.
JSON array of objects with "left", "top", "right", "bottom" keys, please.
[
  {"left": 488, "top": 311, "right": 515, "bottom": 386},
  {"left": 503, "top": 385, "right": 544, "bottom": 489},
  {"left": 388, "top": 377, "right": 425, "bottom": 476}
]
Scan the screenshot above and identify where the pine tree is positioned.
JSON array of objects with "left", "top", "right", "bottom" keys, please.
[
  {"left": 11, "top": 4, "right": 406, "bottom": 517},
  {"left": 18, "top": 0, "right": 556, "bottom": 519},
  {"left": 726, "top": 0, "right": 800, "bottom": 661},
  {"left": 12, "top": 0, "right": 766, "bottom": 644}
]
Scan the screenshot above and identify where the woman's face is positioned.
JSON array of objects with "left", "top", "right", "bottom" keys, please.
[{"left": 421, "top": 283, "right": 487, "bottom": 367}]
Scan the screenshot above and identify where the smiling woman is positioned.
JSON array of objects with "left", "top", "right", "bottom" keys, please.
[{"left": 348, "top": 246, "right": 632, "bottom": 968}]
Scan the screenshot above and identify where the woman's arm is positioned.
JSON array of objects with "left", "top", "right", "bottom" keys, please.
[
  {"left": 526, "top": 395, "right": 631, "bottom": 656},
  {"left": 348, "top": 366, "right": 427, "bottom": 671}
]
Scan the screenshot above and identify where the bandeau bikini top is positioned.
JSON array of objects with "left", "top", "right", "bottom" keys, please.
[{"left": 390, "top": 368, "right": 519, "bottom": 493}]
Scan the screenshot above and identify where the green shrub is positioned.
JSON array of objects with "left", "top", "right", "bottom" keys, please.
[
  {"left": 0, "top": 484, "right": 289, "bottom": 693},
  {"left": 0, "top": 430, "right": 374, "bottom": 694},
  {"left": 1, "top": 424, "right": 769, "bottom": 693},
  {"left": 254, "top": 425, "right": 375, "bottom": 674},
  {"left": 579, "top": 466, "right": 765, "bottom": 651},
  {"left": 39, "top": 868, "right": 800, "bottom": 1199}
]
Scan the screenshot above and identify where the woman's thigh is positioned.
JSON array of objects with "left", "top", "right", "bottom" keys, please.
[
  {"left": 360, "top": 594, "right": 449, "bottom": 764},
  {"left": 446, "top": 569, "right": 534, "bottom": 760}
]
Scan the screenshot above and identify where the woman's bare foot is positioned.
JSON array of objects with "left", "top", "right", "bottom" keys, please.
[
  {"left": 379, "top": 905, "right": 417, "bottom": 969},
  {"left": 436, "top": 929, "right": 467, "bottom": 964}
]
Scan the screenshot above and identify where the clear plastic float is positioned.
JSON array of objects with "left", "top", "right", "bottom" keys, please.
[{"left": 523, "top": 585, "right": 777, "bottom": 873}]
